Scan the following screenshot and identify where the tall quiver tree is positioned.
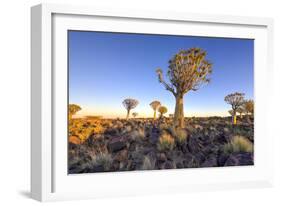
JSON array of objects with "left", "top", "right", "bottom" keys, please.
[
  {"left": 224, "top": 92, "right": 245, "bottom": 125},
  {"left": 150, "top": 101, "right": 161, "bottom": 120},
  {"left": 68, "top": 104, "right": 81, "bottom": 120},
  {"left": 122, "top": 98, "right": 139, "bottom": 120},
  {"left": 156, "top": 48, "right": 212, "bottom": 128}
]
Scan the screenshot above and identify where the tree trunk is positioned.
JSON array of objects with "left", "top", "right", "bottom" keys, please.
[
  {"left": 173, "top": 93, "right": 184, "bottom": 128},
  {"left": 153, "top": 110, "right": 156, "bottom": 120},
  {"left": 126, "top": 109, "right": 130, "bottom": 120},
  {"left": 232, "top": 111, "right": 237, "bottom": 125}
]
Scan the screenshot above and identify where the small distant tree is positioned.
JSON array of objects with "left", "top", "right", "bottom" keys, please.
[
  {"left": 122, "top": 98, "right": 139, "bottom": 120},
  {"left": 132, "top": 112, "right": 138, "bottom": 118},
  {"left": 243, "top": 99, "right": 254, "bottom": 123},
  {"left": 224, "top": 92, "right": 245, "bottom": 125},
  {"left": 228, "top": 110, "right": 234, "bottom": 116},
  {"left": 156, "top": 48, "right": 212, "bottom": 128},
  {"left": 237, "top": 107, "right": 244, "bottom": 119},
  {"left": 149, "top": 101, "right": 161, "bottom": 120},
  {"left": 158, "top": 106, "right": 168, "bottom": 119},
  {"left": 68, "top": 104, "right": 81, "bottom": 120}
]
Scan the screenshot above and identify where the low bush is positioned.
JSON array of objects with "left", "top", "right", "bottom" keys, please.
[
  {"left": 223, "top": 135, "right": 253, "bottom": 154},
  {"left": 170, "top": 127, "right": 188, "bottom": 144},
  {"left": 89, "top": 152, "right": 113, "bottom": 171},
  {"left": 157, "top": 132, "right": 175, "bottom": 151},
  {"left": 141, "top": 156, "right": 156, "bottom": 170},
  {"left": 130, "top": 128, "right": 146, "bottom": 141}
]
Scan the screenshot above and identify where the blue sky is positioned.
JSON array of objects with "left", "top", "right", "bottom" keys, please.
[{"left": 68, "top": 31, "right": 254, "bottom": 118}]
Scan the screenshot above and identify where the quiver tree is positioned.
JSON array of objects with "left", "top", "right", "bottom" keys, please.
[
  {"left": 224, "top": 92, "right": 245, "bottom": 125},
  {"left": 132, "top": 112, "right": 138, "bottom": 118},
  {"left": 156, "top": 48, "right": 212, "bottom": 128},
  {"left": 149, "top": 101, "right": 161, "bottom": 120},
  {"left": 158, "top": 106, "right": 168, "bottom": 119},
  {"left": 237, "top": 107, "right": 244, "bottom": 119},
  {"left": 122, "top": 98, "right": 139, "bottom": 120},
  {"left": 243, "top": 99, "right": 254, "bottom": 123},
  {"left": 68, "top": 104, "right": 81, "bottom": 120}
]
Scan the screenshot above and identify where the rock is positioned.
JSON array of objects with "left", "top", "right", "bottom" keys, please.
[
  {"left": 218, "top": 153, "right": 229, "bottom": 166},
  {"left": 114, "top": 149, "right": 128, "bottom": 162},
  {"left": 157, "top": 153, "right": 167, "bottom": 162},
  {"left": 104, "top": 128, "right": 119, "bottom": 136},
  {"left": 223, "top": 127, "right": 230, "bottom": 133},
  {"left": 224, "top": 152, "right": 253, "bottom": 166},
  {"left": 194, "top": 124, "right": 203, "bottom": 131},
  {"left": 201, "top": 155, "right": 218, "bottom": 167},
  {"left": 176, "top": 162, "right": 184, "bottom": 168},
  {"left": 149, "top": 127, "right": 160, "bottom": 144},
  {"left": 89, "top": 164, "right": 104, "bottom": 172},
  {"left": 183, "top": 153, "right": 199, "bottom": 168},
  {"left": 163, "top": 161, "right": 175, "bottom": 169},
  {"left": 107, "top": 137, "right": 127, "bottom": 153},
  {"left": 188, "top": 136, "right": 203, "bottom": 154}
]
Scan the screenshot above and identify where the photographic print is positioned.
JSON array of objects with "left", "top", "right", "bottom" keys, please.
[{"left": 68, "top": 31, "right": 254, "bottom": 174}]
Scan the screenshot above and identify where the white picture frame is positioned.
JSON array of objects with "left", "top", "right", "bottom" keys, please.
[{"left": 31, "top": 3, "right": 274, "bottom": 202}]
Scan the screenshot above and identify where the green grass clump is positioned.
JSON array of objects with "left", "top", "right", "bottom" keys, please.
[{"left": 223, "top": 135, "right": 253, "bottom": 154}]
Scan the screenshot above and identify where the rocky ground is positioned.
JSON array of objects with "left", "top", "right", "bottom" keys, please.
[{"left": 68, "top": 116, "right": 254, "bottom": 174}]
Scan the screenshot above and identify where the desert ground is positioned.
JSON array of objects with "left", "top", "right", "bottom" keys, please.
[{"left": 68, "top": 116, "right": 254, "bottom": 174}]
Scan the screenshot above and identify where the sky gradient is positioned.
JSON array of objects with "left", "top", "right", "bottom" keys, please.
[{"left": 68, "top": 31, "right": 254, "bottom": 118}]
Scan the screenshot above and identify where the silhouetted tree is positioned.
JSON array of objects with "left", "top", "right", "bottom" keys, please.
[
  {"left": 132, "top": 112, "right": 138, "bottom": 118},
  {"left": 225, "top": 92, "right": 245, "bottom": 125},
  {"left": 149, "top": 101, "right": 161, "bottom": 120},
  {"left": 122, "top": 98, "right": 139, "bottom": 120},
  {"left": 156, "top": 48, "right": 212, "bottom": 128},
  {"left": 69, "top": 104, "right": 81, "bottom": 120},
  {"left": 158, "top": 106, "right": 168, "bottom": 119}
]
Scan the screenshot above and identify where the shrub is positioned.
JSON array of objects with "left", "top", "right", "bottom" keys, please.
[
  {"left": 141, "top": 156, "right": 156, "bottom": 170},
  {"left": 223, "top": 135, "right": 253, "bottom": 154},
  {"left": 157, "top": 133, "right": 175, "bottom": 151},
  {"left": 159, "top": 123, "right": 169, "bottom": 130},
  {"left": 90, "top": 152, "right": 113, "bottom": 171},
  {"left": 172, "top": 128, "right": 188, "bottom": 144},
  {"left": 130, "top": 128, "right": 146, "bottom": 141}
]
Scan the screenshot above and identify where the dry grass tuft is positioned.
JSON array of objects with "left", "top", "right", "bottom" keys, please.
[
  {"left": 223, "top": 135, "right": 253, "bottom": 154},
  {"left": 170, "top": 127, "right": 188, "bottom": 144},
  {"left": 141, "top": 156, "right": 156, "bottom": 170},
  {"left": 157, "top": 132, "right": 175, "bottom": 151}
]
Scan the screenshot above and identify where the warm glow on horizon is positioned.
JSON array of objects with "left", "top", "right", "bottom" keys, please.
[{"left": 73, "top": 105, "right": 230, "bottom": 119}]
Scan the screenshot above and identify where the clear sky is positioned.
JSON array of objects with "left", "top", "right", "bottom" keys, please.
[{"left": 68, "top": 31, "right": 254, "bottom": 118}]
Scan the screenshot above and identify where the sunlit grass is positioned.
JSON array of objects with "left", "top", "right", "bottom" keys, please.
[{"left": 223, "top": 135, "right": 253, "bottom": 154}]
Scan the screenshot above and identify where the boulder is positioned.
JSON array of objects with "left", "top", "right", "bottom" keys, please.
[
  {"left": 224, "top": 152, "right": 253, "bottom": 166},
  {"left": 107, "top": 137, "right": 127, "bottom": 153},
  {"left": 114, "top": 149, "right": 128, "bottom": 162},
  {"left": 163, "top": 161, "right": 175, "bottom": 169},
  {"left": 201, "top": 155, "right": 218, "bottom": 167},
  {"left": 149, "top": 127, "right": 160, "bottom": 144}
]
